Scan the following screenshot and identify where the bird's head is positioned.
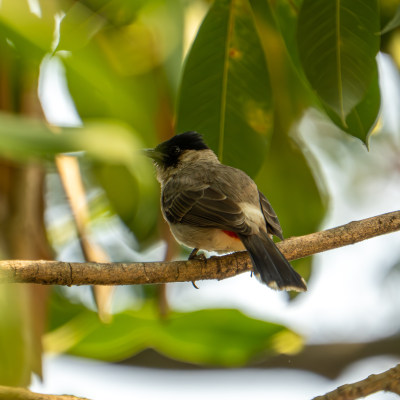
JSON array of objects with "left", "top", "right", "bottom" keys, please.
[{"left": 145, "top": 131, "right": 210, "bottom": 169}]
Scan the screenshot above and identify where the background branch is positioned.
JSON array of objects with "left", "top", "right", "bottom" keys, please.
[
  {"left": 123, "top": 334, "right": 400, "bottom": 379},
  {"left": 0, "top": 385, "right": 89, "bottom": 400},
  {"left": 312, "top": 363, "right": 400, "bottom": 400},
  {"left": 56, "top": 154, "right": 114, "bottom": 322},
  {"left": 0, "top": 210, "right": 399, "bottom": 286}
]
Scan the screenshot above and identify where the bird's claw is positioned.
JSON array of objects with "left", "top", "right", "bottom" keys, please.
[
  {"left": 191, "top": 281, "right": 200, "bottom": 289},
  {"left": 188, "top": 248, "right": 206, "bottom": 261}
]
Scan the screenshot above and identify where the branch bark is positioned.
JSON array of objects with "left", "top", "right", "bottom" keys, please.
[
  {"left": 312, "top": 363, "right": 400, "bottom": 400},
  {"left": 0, "top": 385, "right": 89, "bottom": 400},
  {"left": 0, "top": 210, "right": 399, "bottom": 286}
]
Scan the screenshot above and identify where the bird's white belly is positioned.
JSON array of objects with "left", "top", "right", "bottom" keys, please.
[{"left": 169, "top": 224, "right": 245, "bottom": 253}]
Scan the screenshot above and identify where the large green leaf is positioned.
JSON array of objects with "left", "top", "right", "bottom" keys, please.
[
  {"left": 269, "top": 0, "right": 303, "bottom": 70},
  {"left": 325, "top": 67, "right": 381, "bottom": 143},
  {"left": 176, "top": 0, "right": 273, "bottom": 177},
  {"left": 45, "top": 293, "right": 303, "bottom": 367},
  {"left": 268, "top": 0, "right": 380, "bottom": 143},
  {"left": 297, "top": 0, "right": 380, "bottom": 124}
]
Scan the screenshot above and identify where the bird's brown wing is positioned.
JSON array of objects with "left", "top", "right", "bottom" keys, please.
[
  {"left": 259, "top": 191, "right": 284, "bottom": 240},
  {"left": 162, "top": 181, "right": 253, "bottom": 235}
]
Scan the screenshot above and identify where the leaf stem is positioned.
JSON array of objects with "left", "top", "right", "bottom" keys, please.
[
  {"left": 218, "top": 0, "right": 236, "bottom": 162},
  {"left": 335, "top": 0, "right": 345, "bottom": 123}
]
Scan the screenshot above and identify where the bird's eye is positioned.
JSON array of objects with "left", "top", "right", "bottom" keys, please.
[{"left": 174, "top": 146, "right": 180, "bottom": 154}]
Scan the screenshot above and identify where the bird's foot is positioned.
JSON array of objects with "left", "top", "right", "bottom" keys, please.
[
  {"left": 189, "top": 249, "right": 205, "bottom": 289},
  {"left": 188, "top": 248, "right": 206, "bottom": 261}
]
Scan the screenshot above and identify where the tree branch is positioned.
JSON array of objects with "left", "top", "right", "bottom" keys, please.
[
  {"left": 123, "top": 334, "right": 400, "bottom": 379},
  {"left": 0, "top": 385, "right": 89, "bottom": 400},
  {"left": 312, "top": 363, "right": 400, "bottom": 400},
  {"left": 0, "top": 210, "right": 399, "bottom": 286}
]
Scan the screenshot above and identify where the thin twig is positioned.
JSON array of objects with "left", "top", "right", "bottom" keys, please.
[
  {"left": 55, "top": 154, "right": 113, "bottom": 321},
  {"left": 312, "top": 363, "right": 400, "bottom": 400},
  {"left": 0, "top": 210, "right": 399, "bottom": 286}
]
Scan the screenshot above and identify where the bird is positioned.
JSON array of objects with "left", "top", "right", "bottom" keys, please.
[{"left": 145, "top": 131, "right": 307, "bottom": 292}]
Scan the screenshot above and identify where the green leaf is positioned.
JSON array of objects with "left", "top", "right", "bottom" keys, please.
[
  {"left": 154, "top": 309, "right": 302, "bottom": 366},
  {"left": 297, "top": 0, "right": 380, "bottom": 123},
  {"left": 176, "top": 0, "right": 273, "bottom": 177},
  {"left": 269, "top": 0, "right": 303, "bottom": 69},
  {"left": 45, "top": 300, "right": 303, "bottom": 367},
  {"left": 325, "top": 67, "right": 380, "bottom": 143}
]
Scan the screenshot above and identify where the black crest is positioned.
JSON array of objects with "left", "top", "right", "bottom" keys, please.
[{"left": 155, "top": 131, "right": 209, "bottom": 167}]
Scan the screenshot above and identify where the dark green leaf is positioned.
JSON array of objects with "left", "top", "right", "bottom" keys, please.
[
  {"left": 176, "top": 0, "right": 273, "bottom": 177},
  {"left": 325, "top": 67, "right": 380, "bottom": 144},
  {"left": 297, "top": 0, "right": 380, "bottom": 123},
  {"left": 269, "top": 0, "right": 303, "bottom": 69}
]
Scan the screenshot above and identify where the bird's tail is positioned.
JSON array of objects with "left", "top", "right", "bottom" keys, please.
[{"left": 239, "top": 232, "right": 307, "bottom": 292}]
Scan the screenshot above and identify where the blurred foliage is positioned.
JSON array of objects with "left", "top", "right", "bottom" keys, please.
[
  {"left": 44, "top": 289, "right": 302, "bottom": 367},
  {"left": 0, "top": 285, "right": 34, "bottom": 386},
  {"left": 0, "top": 113, "right": 144, "bottom": 166},
  {"left": 381, "top": 4, "right": 400, "bottom": 34},
  {"left": 0, "top": 0, "right": 399, "bottom": 388}
]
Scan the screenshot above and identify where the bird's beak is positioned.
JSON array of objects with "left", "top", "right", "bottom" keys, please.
[{"left": 143, "top": 148, "right": 163, "bottom": 162}]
